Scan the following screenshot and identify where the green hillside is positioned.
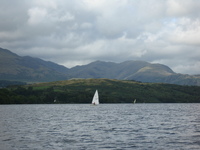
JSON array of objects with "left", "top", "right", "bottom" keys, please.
[
  {"left": 1, "top": 79, "right": 200, "bottom": 104},
  {"left": 1, "top": 47, "right": 200, "bottom": 85},
  {"left": 0, "top": 48, "right": 69, "bottom": 82}
]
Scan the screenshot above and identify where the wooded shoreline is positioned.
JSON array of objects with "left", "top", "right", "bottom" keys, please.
[{"left": 1, "top": 79, "right": 200, "bottom": 104}]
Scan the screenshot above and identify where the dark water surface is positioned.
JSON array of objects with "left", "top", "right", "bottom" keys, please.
[{"left": 1, "top": 104, "right": 200, "bottom": 150}]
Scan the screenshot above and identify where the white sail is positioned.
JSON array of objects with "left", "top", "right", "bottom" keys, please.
[
  {"left": 133, "top": 99, "right": 136, "bottom": 104},
  {"left": 92, "top": 90, "right": 99, "bottom": 105}
]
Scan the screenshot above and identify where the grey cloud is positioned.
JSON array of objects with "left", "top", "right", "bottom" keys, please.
[{"left": 0, "top": 0, "right": 200, "bottom": 74}]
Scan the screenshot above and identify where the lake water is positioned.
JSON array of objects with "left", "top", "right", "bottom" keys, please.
[{"left": 0, "top": 104, "right": 200, "bottom": 150}]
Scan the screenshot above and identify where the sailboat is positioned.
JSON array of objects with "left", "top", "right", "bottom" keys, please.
[
  {"left": 133, "top": 99, "right": 136, "bottom": 104},
  {"left": 91, "top": 90, "right": 99, "bottom": 105}
]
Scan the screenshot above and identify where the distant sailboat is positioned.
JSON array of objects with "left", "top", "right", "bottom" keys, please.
[
  {"left": 92, "top": 90, "right": 99, "bottom": 105},
  {"left": 133, "top": 99, "right": 136, "bottom": 104}
]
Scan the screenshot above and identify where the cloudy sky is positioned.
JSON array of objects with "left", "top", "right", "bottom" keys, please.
[{"left": 0, "top": 0, "right": 200, "bottom": 74}]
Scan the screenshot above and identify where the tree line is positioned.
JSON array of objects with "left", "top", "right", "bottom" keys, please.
[{"left": 0, "top": 79, "right": 200, "bottom": 104}]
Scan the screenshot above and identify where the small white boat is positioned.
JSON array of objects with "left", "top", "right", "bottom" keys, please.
[
  {"left": 133, "top": 99, "right": 136, "bottom": 104},
  {"left": 91, "top": 90, "right": 99, "bottom": 105}
]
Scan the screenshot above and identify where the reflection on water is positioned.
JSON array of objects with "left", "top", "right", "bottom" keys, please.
[{"left": 0, "top": 104, "right": 200, "bottom": 149}]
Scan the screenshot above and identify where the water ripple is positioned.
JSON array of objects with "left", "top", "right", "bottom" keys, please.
[{"left": 1, "top": 104, "right": 200, "bottom": 149}]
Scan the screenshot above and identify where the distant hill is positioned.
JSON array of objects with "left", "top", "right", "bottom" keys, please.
[
  {"left": 70, "top": 60, "right": 200, "bottom": 86},
  {"left": 0, "top": 80, "right": 26, "bottom": 88},
  {"left": 0, "top": 48, "right": 69, "bottom": 82},
  {"left": 1, "top": 78, "right": 200, "bottom": 104},
  {"left": 0, "top": 47, "right": 200, "bottom": 85}
]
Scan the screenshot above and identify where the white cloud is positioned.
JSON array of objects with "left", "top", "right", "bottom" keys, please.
[
  {"left": 167, "top": 0, "right": 200, "bottom": 17},
  {"left": 33, "top": 0, "right": 58, "bottom": 10},
  {"left": 172, "top": 61, "right": 200, "bottom": 74},
  {"left": 28, "top": 7, "right": 47, "bottom": 25},
  {"left": 168, "top": 18, "right": 200, "bottom": 45},
  {"left": 0, "top": 0, "right": 200, "bottom": 74},
  {"left": 58, "top": 12, "right": 75, "bottom": 22}
]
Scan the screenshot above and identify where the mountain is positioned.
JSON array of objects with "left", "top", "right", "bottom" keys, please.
[
  {"left": 0, "top": 47, "right": 200, "bottom": 85},
  {"left": 69, "top": 60, "right": 200, "bottom": 86},
  {"left": 0, "top": 48, "right": 69, "bottom": 82}
]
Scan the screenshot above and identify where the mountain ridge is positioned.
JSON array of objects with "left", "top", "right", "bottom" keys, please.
[
  {"left": 0, "top": 47, "right": 200, "bottom": 86},
  {"left": 0, "top": 47, "right": 69, "bottom": 82}
]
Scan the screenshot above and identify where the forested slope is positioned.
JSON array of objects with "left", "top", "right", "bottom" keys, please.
[{"left": 1, "top": 79, "right": 199, "bottom": 104}]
